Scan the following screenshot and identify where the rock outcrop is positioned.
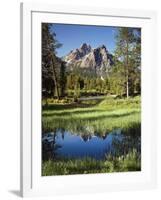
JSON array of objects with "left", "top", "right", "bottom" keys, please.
[{"left": 64, "top": 43, "right": 114, "bottom": 77}]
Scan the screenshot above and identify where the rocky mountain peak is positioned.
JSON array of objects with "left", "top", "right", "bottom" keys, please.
[
  {"left": 64, "top": 43, "right": 114, "bottom": 77},
  {"left": 101, "top": 44, "right": 106, "bottom": 49},
  {"left": 79, "top": 43, "right": 92, "bottom": 55},
  {"left": 80, "top": 43, "right": 91, "bottom": 51},
  {"left": 65, "top": 43, "right": 92, "bottom": 63},
  {"left": 81, "top": 43, "right": 87, "bottom": 48}
]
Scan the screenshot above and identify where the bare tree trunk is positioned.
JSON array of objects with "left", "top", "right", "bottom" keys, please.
[
  {"left": 45, "top": 97, "right": 48, "bottom": 106},
  {"left": 51, "top": 53, "right": 60, "bottom": 100},
  {"left": 126, "top": 75, "right": 129, "bottom": 98},
  {"left": 126, "top": 41, "right": 129, "bottom": 98}
]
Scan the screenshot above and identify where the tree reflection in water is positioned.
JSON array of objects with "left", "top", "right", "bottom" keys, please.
[
  {"left": 110, "top": 129, "right": 141, "bottom": 158},
  {"left": 42, "top": 127, "right": 141, "bottom": 161},
  {"left": 42, "top": 132, "right": 62, "bottom": 161}
]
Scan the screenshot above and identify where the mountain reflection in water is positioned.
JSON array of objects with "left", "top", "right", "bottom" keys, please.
[{"left": 42, "top": 129, "right": 141, "bottom": 161}]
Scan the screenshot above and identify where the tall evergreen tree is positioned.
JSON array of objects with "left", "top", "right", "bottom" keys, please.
[
  {"left": 42, "top": 23, "right": 63, "bottom": 99},
  {"left": 114, "top": 27, "right": 141, "bottom": 98}
]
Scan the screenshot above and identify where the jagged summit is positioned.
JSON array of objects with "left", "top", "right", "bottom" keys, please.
[
  {"left": 65, "top": 43, "right": 91, "bottom": 62},
  {"left": 64, "top": 43, "right": 114, "bottom": 77},
  {"left": 80, "top": 43, "right": 91, "bottom": 50}
]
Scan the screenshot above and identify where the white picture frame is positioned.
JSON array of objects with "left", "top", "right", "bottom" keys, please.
[{"left": 20, "top": 2, "right": 157, "bottom": 197}]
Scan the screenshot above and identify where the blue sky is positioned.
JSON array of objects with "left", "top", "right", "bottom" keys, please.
[{"left": 51, "top": 24, "right": 118, "bottom": 57}]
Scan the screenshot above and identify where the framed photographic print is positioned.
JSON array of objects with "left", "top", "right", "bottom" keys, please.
[{"left": 20, "top": 2, "right": 157, "bottom": 197}]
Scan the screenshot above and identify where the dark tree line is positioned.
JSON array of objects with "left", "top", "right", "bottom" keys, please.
[{"left": 66, "top": 74, "right": 110, "bottom": 97}]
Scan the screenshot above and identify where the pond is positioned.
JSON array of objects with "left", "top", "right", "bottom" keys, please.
[{"left": 42, "top": 129, "right": 141, "bottom": 161}]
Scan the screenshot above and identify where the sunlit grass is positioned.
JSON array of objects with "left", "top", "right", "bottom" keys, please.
[
  {"left": 42, "top": 96, "right": 141, "bottom": 135},
  {"left": 42, "top": 149, "right": 141, "bottom": 176}
]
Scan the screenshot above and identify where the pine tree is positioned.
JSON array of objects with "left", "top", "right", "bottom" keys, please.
[
  {"left": 114, "top": 27, "right": 141, "bottom": 97},
  {"left": 42, "top": 23, "right": 63, "bottom": 100}
]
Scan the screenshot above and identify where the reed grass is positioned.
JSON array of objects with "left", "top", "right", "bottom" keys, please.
[{"left": 42, "top": 149, "right": 141, "bottom": 176}]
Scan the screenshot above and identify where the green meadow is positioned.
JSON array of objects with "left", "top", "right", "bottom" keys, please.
[{"left": 42, "top": 96, "right": 141, "bottom": 135}]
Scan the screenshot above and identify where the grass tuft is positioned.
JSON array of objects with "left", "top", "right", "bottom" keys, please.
[{"left": 42, "top": 149, "right": 141, "bottom": 176}]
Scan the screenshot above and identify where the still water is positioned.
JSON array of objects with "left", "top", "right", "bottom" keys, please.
[{"left": 42, "top": 129, "right": 141, "bottom": 161}]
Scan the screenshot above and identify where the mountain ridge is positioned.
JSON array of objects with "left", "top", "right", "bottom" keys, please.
[{"left": 64, "top": 43, "right": 114, "bottom": 77}]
